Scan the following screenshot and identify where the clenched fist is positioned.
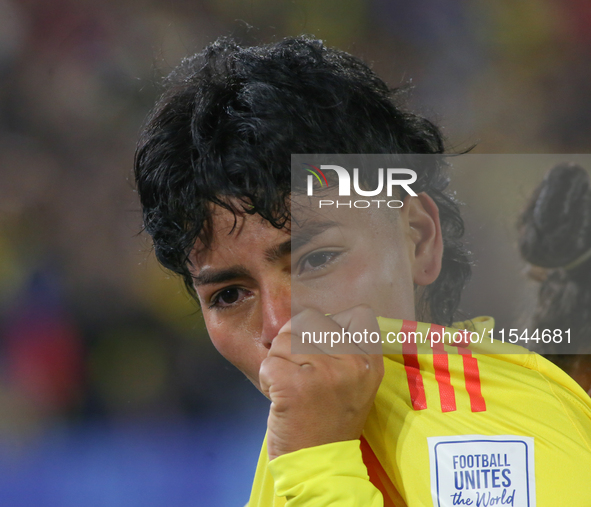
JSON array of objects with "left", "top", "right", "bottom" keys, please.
[{"left": 259, "top": 305, "right": 384, "bottom": 461}]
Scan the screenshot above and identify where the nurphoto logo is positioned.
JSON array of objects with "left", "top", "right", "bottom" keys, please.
[{"left": 303, "top": 163, "right": 417, "bottom": 208}]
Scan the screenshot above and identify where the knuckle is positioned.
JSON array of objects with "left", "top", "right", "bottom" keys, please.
[
  {"left": 353, "top": 303, "right": 374, "bottom": 316},
  {"left": 293, "top": 307, "right": 322, "bottom": 326},
  {"left": 259, "top": 356, "right": 279, "bottom": 379},
  {"left": 272, "top": 331, "right": 291, "bottom": 345}
]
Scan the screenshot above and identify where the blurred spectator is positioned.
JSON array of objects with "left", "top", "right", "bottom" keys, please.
[{"left": 518, "top": 163, "right": 591, "bottom": 393}]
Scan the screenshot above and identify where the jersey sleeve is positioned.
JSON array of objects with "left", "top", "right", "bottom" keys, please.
[{"left": 267, "top": 440, "right": 384, "bottom": 507}]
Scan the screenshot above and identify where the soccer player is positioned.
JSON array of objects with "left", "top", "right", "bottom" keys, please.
[{"left": 134, "top": 37, "right": 591, "bottom": 506}]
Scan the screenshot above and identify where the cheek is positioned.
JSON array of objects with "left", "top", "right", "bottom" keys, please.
[
  {"left": 203, "top": 313, "right": 267, "bottom": 385},
  {"left": 297, "top": 247, "right": 415, "bottom": 319},
  {"left": 363, "top": 248, "right": 415, "bottom": 318}
]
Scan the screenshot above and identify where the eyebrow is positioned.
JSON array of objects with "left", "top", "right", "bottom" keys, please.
[
  {"left": 265, "top": 239, "right": 292, "bottom": 263},
  {"left": 260, "top": 219, "right": 342, "bottom": 263},
  {"left": 192, "top": 266, "right": 251, "bottom": 287}
]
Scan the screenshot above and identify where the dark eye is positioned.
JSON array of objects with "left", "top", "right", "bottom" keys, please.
[
  {"left": 218, "top": 288, "right": 240, "bottom": 305},
  {"left": 209, "top": 287, "right": 249, "bottom": 309},
  {"left": 299, "top": 251, "right": 340, "bottom": 275}
]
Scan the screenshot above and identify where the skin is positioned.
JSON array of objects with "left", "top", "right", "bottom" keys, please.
[{"left": 190, "top": 191, "right": 443, "bottom": 460}]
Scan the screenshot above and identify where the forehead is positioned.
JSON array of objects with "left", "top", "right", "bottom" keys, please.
[
  {"left": 290, "top": 190, "right": 400, "bottom": 235},
  {"left": 190, "top": 207, "right": 290, "bottom": 268},
  {"left": 192, "top": 194, "right": 400, "bottom": 263}
]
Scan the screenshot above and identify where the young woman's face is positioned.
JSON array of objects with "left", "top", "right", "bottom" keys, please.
[{"left": 190, "top": 193, "right": 441, "bottom": 391}]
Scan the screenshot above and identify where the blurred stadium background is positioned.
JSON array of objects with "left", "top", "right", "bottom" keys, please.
[{"left": 0, "top": 0, "right": 589, "bottom": 505}]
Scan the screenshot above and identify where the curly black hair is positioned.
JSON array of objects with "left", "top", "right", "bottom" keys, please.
[{"left": 134, "top": 36, "right": 471, "bottom": 325}]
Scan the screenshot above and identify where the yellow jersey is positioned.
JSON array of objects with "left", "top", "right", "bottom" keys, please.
[{"left": 248, "top": 316, "right": 591, "bottom": 506}]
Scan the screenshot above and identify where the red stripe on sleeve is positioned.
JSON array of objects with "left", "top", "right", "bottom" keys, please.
[
  {"left": 428, "top": 324, "right": 457, "bottom": 413},
  {"left": 360, "top": 436, "right": 399, "bottom": 507},
  {"left": 401, "top": 320, "right": 427, "bottom": 410},
  {"left": 458, "top": 347, "right": 486, "bottom": 412}
]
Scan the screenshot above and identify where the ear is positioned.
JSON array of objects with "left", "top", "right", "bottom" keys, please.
[{"left": 401, "top": 192, "right": 443, "bottom": 286}]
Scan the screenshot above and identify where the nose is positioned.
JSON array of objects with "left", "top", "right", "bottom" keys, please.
[{"left": 260, "top": 280, "right": 293, "bottom": 348}]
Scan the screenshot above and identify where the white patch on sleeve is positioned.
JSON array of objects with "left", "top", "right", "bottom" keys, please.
[{"left": 428, "top": 435, "right": 536, "bottom": 507}]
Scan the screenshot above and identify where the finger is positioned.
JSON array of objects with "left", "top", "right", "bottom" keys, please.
[
  {"left": 291, "top": 308, "right": 370, "bottom": 356},
  {"left": 269, "top": 330, "right": 323, "bottom": 361},
  {"left": 276, "top": 319, "right": 327, "bottom": 356},
  {"left": 259, "top": 355, "right": 302, "bottom": 398},
  {"left": 330, "top": 304, "right": 383, "bottom": 356}
]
